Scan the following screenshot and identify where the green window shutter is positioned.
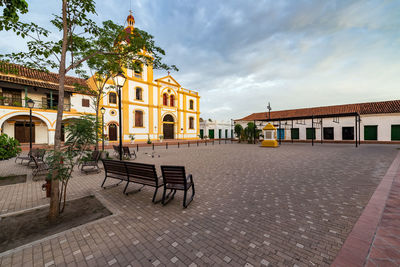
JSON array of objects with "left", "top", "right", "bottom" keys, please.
[
  {"left": 364, "top": 126, "right": 378, "bottom": 141},
  {"left": 42, "top": 97, "right": 47, "bottom": 109},
  {"left": 306, "top": 128, "right": 315, "bottom": 139},
  {"left": 291, "top": 128, "right": 299, "bottom": 139},
  {"left": 208, "top": 129, "right": 214, "bottom": 139},
  {"left": 391, "top": 125, "right": 400, "bottom": 141}
]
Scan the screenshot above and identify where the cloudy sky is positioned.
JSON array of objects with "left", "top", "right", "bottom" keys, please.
[{"left": 0, "top": 0, "right": 399, "bottom": 120}]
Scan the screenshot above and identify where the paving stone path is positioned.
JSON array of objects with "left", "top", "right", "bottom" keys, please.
[{"left": 0, "top": 143, "right": 398, "bottom": 267}]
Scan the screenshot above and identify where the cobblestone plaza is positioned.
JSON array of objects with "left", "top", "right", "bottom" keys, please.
[{"left": 0, "top": 144, "right": 398, "bottom": 266}]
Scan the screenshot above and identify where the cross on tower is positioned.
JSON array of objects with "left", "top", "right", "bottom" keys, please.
[{"left": 167, "top": 71, "right": 170, "bottom": 76}]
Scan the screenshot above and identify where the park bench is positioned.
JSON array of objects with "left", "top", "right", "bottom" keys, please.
[
  {"left": 123, "top": 146, "right": 137, "bottom": 160},
  {"left": 161, "top": 165, "right": 195, "bottom": 208},
  {"left": 31, "top": 155, "right": 49, "bottom": 180},
  {"left": 112, "top": 145, "right": 120, "bottom": 156},
  {"left": 80, "top": 150, "right": 101, "bottom": 173},
  {"left": 16, "top": 149, "right": 45, "bottom": 165},
  {"left": 101, "top": 160, "right": 163, "bottom": 203},
  {"left": 15, "top": 149, "right": 35, "bottom": 164}
]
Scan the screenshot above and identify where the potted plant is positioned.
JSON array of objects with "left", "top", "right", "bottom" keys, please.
[
  {"left": 104, "top": 135, "right": 109, "bottom": 145},
  {"left": 129, "top": 134, "right": 135, "bottom": 144},
  {"left": 12, "top": 101, "right": 22, "bottom": 107},
  {"left": 0, "top": 95, "right": 6, "bottom": 105},
  {"left": 159, "top": 135, "right": 164, "bottom": 143},
  {"left": 147, "top": 134, "right": 152, "bottom": 144},
  {"left": 0, "top": 96, "right": 8, "bottom": 105}
]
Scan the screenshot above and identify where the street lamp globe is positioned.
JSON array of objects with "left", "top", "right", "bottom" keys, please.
[
  {"left": 100, "top": 107, "right": 106, "bottom": 115},
  {"left": 114, "top": 72, "right": 126, "bottom": 88},
  {"left": 27, "top": 99, "right": 34, "bottom": 109}
]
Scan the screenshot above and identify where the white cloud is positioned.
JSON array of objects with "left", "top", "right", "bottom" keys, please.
[{"left": 0, "top": 0, "right": 399, "bottom": 120}]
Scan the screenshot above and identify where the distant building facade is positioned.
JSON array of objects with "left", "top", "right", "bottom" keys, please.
[
  {"left": 199, "top": 119, "right": 233, "bottom": 139},
  {"left": 235, "top": 100, "right": 400, "bottom": 143}
]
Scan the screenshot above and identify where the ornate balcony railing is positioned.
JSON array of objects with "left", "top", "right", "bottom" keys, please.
[{"left": 0, "top": 98, "right": 71, "bottom": 111}]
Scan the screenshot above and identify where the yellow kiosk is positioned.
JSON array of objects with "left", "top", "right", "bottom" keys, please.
[{"left": 261, "top": 123, "right": 279, "bottom": 147}]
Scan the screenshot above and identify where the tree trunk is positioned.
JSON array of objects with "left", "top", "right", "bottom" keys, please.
[
  {"left": 49, "top": 0, "right": 68, "bottom": 223},
  {"left": 95, "top": 104, "right": 99, "bottom": 150}
]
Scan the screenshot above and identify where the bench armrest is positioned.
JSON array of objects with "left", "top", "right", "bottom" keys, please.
[{"left": 186, "top": 174, "right": 193, "bottom": 184}]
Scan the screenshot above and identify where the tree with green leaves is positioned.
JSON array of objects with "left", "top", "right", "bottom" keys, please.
[
  {"left": 0, "top": 0, "right": 176, "bottom": 221},
  {"left": 83, "top": 20, "right": 177, "bottom": 150},
  {"left": 0, "top": 0, "right": 28, "bottom": 29},
  {"left": 241, "top": 122, "right": 262, "bottom": 143},
  {"left": 234, "top": 123, "right": 243, "bottom": 141},
  {"left": 46, "top": 115, "right": 98, "bottom": 213}
]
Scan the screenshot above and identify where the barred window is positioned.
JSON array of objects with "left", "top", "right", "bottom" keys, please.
[
  {"left": 109, "top": 92, "right": 117, "bottom": 104},
  {"left": 135, "top": 110, "right": 143, "bottom": 127}
]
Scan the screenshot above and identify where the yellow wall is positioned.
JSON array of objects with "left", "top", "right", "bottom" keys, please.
[{"left": 94, "top": 65, "right": 200, "bottom": 141}]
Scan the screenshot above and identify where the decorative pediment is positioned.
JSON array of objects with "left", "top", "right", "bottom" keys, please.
[{"left": 155, "top": 75, "right": 181, "bottom": 87}]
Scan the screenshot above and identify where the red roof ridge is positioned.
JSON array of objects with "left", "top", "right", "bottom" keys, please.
[
  {"left": 0, "top": 61, "right": 90, "bottom": 94},
  {"left": 236, "top": 99, "right": 400, "bottom": 121}
]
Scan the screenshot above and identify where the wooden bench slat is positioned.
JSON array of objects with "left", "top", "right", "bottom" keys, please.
[{"left": 101, "top": 160, "right": 162, "bottom": 202}]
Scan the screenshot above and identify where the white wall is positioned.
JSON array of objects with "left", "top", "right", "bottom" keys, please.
[
  {"left": 70, "top": 93, "right": 95, "bottom": 113},
  {"left": 236, "top": 113, "right": 400, "bottom": 142},
  {"left": 129, "top": 80, "right": 149, "bottom": 104},
  {"left": 200, "top": 120, "right": 232, "bottom": 138}
]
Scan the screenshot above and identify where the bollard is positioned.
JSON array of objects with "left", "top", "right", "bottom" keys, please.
[
  {"left": 188, "top": 142, "right": 190, "bottom": 147},
  {"left": 219, "top": 139, "right": 220, "bottom": 144},
  {"left": 205, "top": 141, "right": 207, "bottom": 146},
  {"left": 213, "top": 140, "right": 214, "bottom": 145},
  {"left": 166, "top": 143, "right": 168, "bottom": 149},
  {"left": 152, "top": 143, "right": 154, "bottom": 150},
  {"left": 137, "top": 144, "right": 139, "bottom": 151},
  {"left": 197, "top": 141, "right": 199, "bottom": 146},
  {"left": 178, "top": 142, "right": 180, "bottom": 148},
  {"left": 225, "top": 139, "right": 226, "bottom": 144}
]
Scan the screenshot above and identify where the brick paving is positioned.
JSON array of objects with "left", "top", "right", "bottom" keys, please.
[
  {"left": 365, "top": 157, "right": 400, "bottom": 267},
  {"left": 0, "top": 143, "right": 398, "bottom": 267}
]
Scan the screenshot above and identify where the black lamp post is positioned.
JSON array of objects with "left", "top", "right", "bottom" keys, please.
[
  {"left": 27, "top": 99, "right": 34, "bottom": 151},
  {"left": 114, "top": 72, "right": 126, "bottom": 160},
  {"left": 100, "top": 107, "right": 106, "bottom": 151},
  {"left": 267, "top": 102, "right": 272, "bottom": 121}
]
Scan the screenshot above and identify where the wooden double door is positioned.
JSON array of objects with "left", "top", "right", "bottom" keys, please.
[
  {"left": 14, "top": 122, "right": 35, "bottom": 143},
  {"left": 163, "top": 123, "right": 174, "bottom": 139},
  {"left": 109, "top": 124, "right": 118, "bottom": 141}
]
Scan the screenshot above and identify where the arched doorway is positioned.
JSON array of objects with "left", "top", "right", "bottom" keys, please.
[
  {"left": 163, "top": 114, "right": 174, "bottom": 139},
  {"left": 109, "top": 123, "right": 117, "bottom": 141},
  {"left": 1, "top": 115, "right": 48, "bottom": 144}
]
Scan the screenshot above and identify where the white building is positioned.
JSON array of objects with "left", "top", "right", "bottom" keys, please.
[
  {"left": 0, "top": 62, "right": 95, "bottom": 145},
  {"left": 235, "top": 100, "right": 400, "bottom": 143},
  {"left": 199, "top": 119, "right": 233, "bottom": 139}
]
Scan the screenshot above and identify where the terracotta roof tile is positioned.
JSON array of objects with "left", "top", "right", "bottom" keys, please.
[
  {"left": 236, "top": 100, "right": 400, "bottom": 121},
  {"left": 0, "top": 62, "right": 90, "bottom": 94}
]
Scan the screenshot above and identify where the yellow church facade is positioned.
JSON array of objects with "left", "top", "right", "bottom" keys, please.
[
  {"left": 99, "top": 70, "right": 200, "bottom": 142},
  {"left": 98, "top": 12, "right": 200, "bottom": 143}
]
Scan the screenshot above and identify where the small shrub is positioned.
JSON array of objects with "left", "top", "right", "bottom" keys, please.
[{"left": 0, "top": 134, "right": 21, "bottom": 160}]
